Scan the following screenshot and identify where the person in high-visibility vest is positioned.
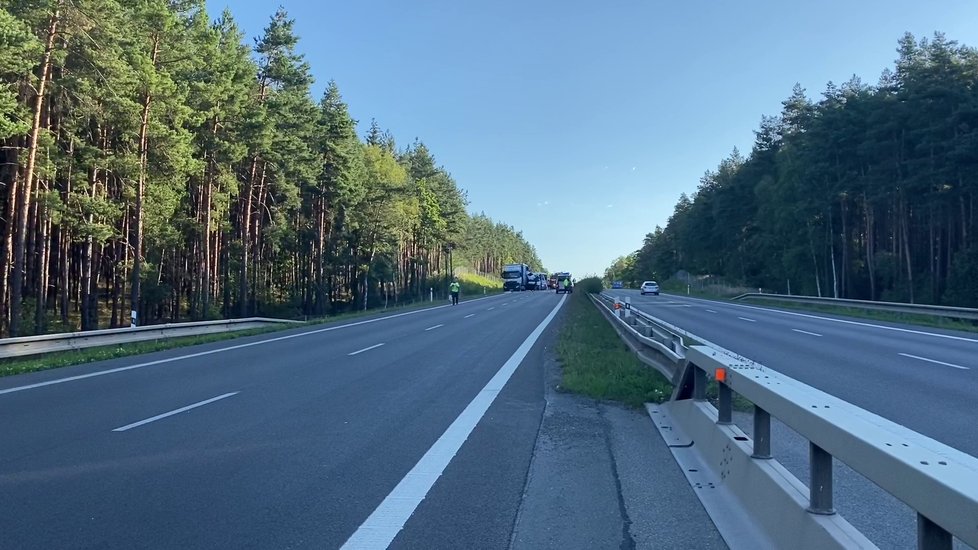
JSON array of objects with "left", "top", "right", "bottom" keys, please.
[
  {"left": 450, "top": 279, "right": 460, "bottom": 305},
  {"left": 562, "top": 277, "right": 570, "bottom": 292}
]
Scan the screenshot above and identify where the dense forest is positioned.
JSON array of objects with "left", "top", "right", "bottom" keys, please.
[
  {"left": 0, "top": 1, "right": 542, "bottom": 337},
  {"left": 609, "top": 33, "right": 978, "bottom": 307}
]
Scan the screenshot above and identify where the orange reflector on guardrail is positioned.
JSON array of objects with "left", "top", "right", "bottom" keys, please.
[{"left": 715, "top": 368, "right": 727, "bottom": 383}]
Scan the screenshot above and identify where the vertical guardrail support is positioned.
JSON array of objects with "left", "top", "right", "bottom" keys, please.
[
  {"left": 717, "top": 382, "right": 733, "bottom": 425},
  {"left": 808, "top": 443, "right": 835, "bottom": 515},
  {"left": 752, "top": 405, "right": 772, "bottom": 459},
  {"left": 671, "top": 334, "right": 684, "bottom": 357},
  {"left": 693, "top": 367, "right": 707, "bottom": 401},
  {"left": 917, "top": 513, "right": 952, "bottom": 550}
]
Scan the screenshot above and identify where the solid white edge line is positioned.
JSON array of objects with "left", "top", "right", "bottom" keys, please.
[
  {"left": 738, "top": 317, "right": 757, "bottom": 322},
  {"left": 898, "top": 352, "right": 969, "bottom": 370},
  {"left": 349, "top": 343, "right": 385, "bottom": 356},
  {"left": 424, "top": 324, "right": 444, "bottom": 331},
  {"left": 792, "top": 329, "right": 823, "bottom": 337},
  {"left": 706, "top": 309, "right": 718, "bottom": 313},
  {"left": 340, "top": 294, "right": 568, "bottom": 550},
  {"left": 0, "top": 294, "right": 507, "bottom": 397},
  {"left": 112, "top": 392, "right": 239, "bottom": 432},
  {"left": 661, "top": 293, "right": 978, "bottom": 345}
]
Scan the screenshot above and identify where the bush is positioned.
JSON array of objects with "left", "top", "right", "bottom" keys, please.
[{"left": 576, "top": 276, "right": 604, "bottom": 294}]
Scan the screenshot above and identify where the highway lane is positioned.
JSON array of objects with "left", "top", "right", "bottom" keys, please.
[
  {"left": 609, "top": 289, "right": 978, "bottom": 457},
  {"left": 0, "top": 291, "right": 565, "bottom": 549}
]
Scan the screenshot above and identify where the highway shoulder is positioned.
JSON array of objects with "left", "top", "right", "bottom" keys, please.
[{"left": 509, "top": 324, "right": 727, "bottom": 550}]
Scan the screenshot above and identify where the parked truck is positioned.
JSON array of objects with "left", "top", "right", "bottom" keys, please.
[{"left": 501, "top": 263, "right": 530, "bottom": 291}]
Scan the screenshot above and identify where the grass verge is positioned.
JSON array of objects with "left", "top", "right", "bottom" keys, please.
[{"left": 556, "top": 289, "right": 673, "bottom": 407}]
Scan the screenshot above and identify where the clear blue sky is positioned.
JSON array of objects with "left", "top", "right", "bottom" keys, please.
[{"left": 210, "top": 1, "right": 978, "bottom": 277}]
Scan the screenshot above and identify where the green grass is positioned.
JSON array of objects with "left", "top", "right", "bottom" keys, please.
[
  {"left": 457, "top": 271, "right": 503, "bottom": 291},
  {"left": 555, "top": 289, "right": 673, "bottom": 408}
]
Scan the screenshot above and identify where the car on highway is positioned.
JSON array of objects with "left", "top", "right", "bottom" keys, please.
[
  {"left": 611, "top": 281, "right": 623, "bottom": 289},
  {"left": 640, "top": 281, "right": 659, "bottom": 295}
]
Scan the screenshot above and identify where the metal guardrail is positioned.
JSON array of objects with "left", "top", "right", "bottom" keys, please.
[
  {"left": 0, "top": 318, "right": 302, "bottom": 359},
  {"left": 591, "top": 293, "right": 978, "bottom": 550},
  {"left": 732, "top": 292, "right": 978, "bottom": 321}
]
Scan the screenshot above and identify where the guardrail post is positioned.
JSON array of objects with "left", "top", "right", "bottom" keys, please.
[
  {"left": 693, "top": 366, "right": 706, "bottom": 401},
  {"left": 808, "top": 443, "right": 835, "bottom": 515},
  {"left": 671, "top": 334, "right": 685, "bottom": 358},
  {"left": 752, "top": 405, "right": 772, "bottom": 459},
  {"left": 917, "top": 513, "right": 952, "bottom": 550},
  {"left": 717, "top": 382, "right": 732, "bottom": 424}
]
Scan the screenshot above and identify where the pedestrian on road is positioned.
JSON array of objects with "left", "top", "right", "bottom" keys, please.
[{"left": 450, "top": 279, "right": 460, "bottom": 305}]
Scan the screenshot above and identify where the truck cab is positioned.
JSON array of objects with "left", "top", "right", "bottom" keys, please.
[{"left": 501, "top": 263, "right": 530, "bottom": 291}]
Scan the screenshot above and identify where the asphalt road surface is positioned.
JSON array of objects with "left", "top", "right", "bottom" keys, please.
[{"left": 0, "top": 290, "right": 724, "bottom": 549}]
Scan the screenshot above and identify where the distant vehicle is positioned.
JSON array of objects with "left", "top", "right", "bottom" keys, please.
[
  {"left": 555, "top": 272, "right": 573, "bottom": 294},
  {"left": 537, "top": 277, "right": 548, "bottom": 290},
  {"left": 548, "top": 274, "right": 558, "bottom": 289},
  {"left": 640, "top": 281, "right": 660, "bottom": 295},
  {"left": 526, "top": 272, "right": 538, "bottom": 290},
  {"left": 611, "top": 281, "right": 623, "bottom": 289},
  {"left": 502, "top": 263, "right": 530, "bottom": 291}
]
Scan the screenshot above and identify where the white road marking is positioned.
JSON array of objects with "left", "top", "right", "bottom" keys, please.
[
  {"left": 424, "top": 324, "right": 444, "bottom": 331},
  {"left": 341, "top": 295, "right": 568, "bottom": 550},
  {"left": 792, "top": 329, "right": 823, "bottom": 337},
  {"left": 738, "top": 317, "right": 757, "bottom": 323},
  {"left": 0, "top": 294, "right": 507, "bottom": 397},
  {"left": 660, "top": 293, "right": 978, "bottom": 345},
  {"left": 112, "top": 392, "right": 238, "bottom": 432},
  {"left": 464, "top": 314, "right": 476, "bottom": 319},
  {"left": 898, "top": 353, "right": 969, "bottom": 370},
  {"left": 706, "top": 309, "right": 718, "bottom": 314},
  {"left": 348, "top": 343, "right": 385, "bottom": 356},
  {"left": 488, "top": 307, "right": 496, "bottom": 311}
]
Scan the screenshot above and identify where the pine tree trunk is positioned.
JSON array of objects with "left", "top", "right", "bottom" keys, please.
[
  {"left": 239, "top": 156, "right": 258, "bottom": 316},
  {"left": 864, "top": 195, "right": 876, "bottom": 301},
  {"left": 34, "top": 190, "right": 50, "bottom": 333},
  {"left": 131, "top": 33, "right": 160, "bottom": 327},
  {"left": 808, "top": 223, "right": 822, "bottom": 297},
  {"left": 828, "top": 209, "right": 839, "bottom": 299},
  {"left": 9, "top": 6, "right": 61, "bottom": 336},
  {"left": 901, "top": 196, "right": 914, "bottom": 303}
]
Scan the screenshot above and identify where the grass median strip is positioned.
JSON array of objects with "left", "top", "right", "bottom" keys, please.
[{"left": 555, "top": 286, "right": 672, "bottom": 408}]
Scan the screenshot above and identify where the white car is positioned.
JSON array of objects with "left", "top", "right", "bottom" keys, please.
[{"left": 640, "top": 281, "right": 660, "bottom": 295}]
